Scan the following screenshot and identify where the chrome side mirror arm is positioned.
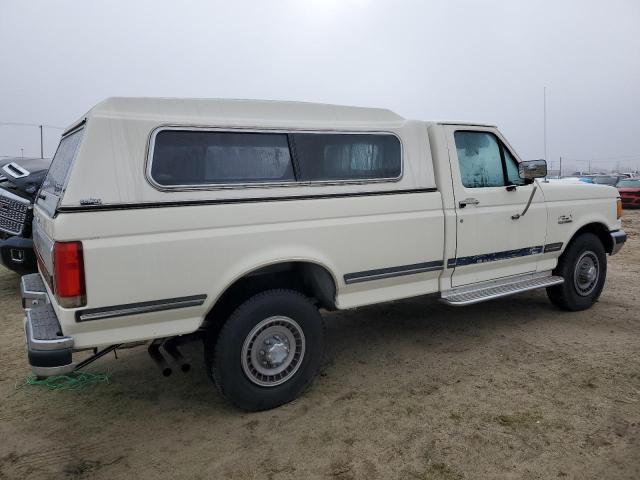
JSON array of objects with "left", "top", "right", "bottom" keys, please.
[{"left": 512, "top": 185, "right": 538, "bottom": 220}]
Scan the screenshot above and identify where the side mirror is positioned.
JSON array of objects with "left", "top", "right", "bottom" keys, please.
[{"left": 519, "top": 159, "right": 547, "bottom": 180}]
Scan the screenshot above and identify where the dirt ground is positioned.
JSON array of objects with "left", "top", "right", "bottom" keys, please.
[{"left": 1, "top": 213, "right": 639, "bottom": 480}]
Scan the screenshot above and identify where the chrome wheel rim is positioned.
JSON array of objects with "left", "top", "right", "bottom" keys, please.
[
  {"left": 573, "top": 251, "right": 599, "bottom": 296},
  {"left": 241, "top": 316, "right": 305, "bottom": 387}
]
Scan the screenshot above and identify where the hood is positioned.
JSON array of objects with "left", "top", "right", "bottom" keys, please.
[
  {"left": 0, "top": 157, "right": 51, "bottom": 200},
  {"left": 537, "top": 180, "right": 619, "bottom": 202},
  {"left": 0, "top": 157, "right": 50, "bottom": 174}
]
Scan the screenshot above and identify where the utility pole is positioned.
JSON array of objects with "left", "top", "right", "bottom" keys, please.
[
  {"left": 20, "top": 148, "right": 24, "bottom": 158},
  {"left": 559, "top": 156, "right": 562, "bottom": 178},
  {"left": 39, "top": 125, "right": 43, "bottom": 159},
  {"left": 543, "top": 87, "right": 548, "bottom": 161}
]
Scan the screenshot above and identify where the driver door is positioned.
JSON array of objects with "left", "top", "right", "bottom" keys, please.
[{"left": 445, "top": 126, "right": 547, "bottom": 287}]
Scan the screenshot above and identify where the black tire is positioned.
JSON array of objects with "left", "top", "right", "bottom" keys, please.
[
  {"left": 206, "top": 289, "right": 325, "bottom": 411},
  {"left": 546, "top": 232, "right": 607, "bottom": 311}
]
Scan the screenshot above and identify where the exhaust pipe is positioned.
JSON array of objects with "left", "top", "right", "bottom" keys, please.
[
  {"left": 164, "top": 340, "right": 191, "bottom": 373},
  {"left": 148, "top": 341, "right": 172, "bottom": 377}
]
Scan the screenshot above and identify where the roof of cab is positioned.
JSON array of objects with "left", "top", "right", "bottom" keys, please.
[{"left": 81, "top": 97, "right": 408, "bottom": 131}]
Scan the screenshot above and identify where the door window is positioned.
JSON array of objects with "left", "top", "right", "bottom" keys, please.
[
  {"left": 504, "top": 148, "right": 525, "bottom": 186},
  {"left": 454, "top": 131, "right": 523, "bottom": 188}
]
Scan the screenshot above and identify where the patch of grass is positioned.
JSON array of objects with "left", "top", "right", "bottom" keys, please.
[
  {"left": 63, "top": 459, "right": 101, "bottom": 479},
  {"left": 336, "top": 390, "right": 357, "bottom": 401},
  {"left": 343, "top": 436, "right": 356, "bottom": 446},
  {"left": 63, "top": 456, "right": 124, "bottom": 479},
  {"left": 329, "top": 459, "right": 354, "bottom": 480},
  {"left": 424, "top": 462, "right": 464, "bottom": 480},
  {"left": 495, "top": 411, "right": 543, "bottom": 427},
  {"left": 244, "top": 419, "right": 259, "bottom": 431}
]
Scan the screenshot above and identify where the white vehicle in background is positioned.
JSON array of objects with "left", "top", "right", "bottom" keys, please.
[
  {"left": 546, "top": 177, "right": 588, "bottom": 184},
  {"left": 20, "top": 98, "right": 626, "bottom": 410}
]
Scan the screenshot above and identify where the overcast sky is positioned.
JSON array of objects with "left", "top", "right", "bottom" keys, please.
[{"left": 1, "top": 0, "right": 639, "bottom": 173}]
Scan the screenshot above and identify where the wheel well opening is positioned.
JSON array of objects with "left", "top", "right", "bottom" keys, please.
[
  {"left": 205, "top": 262, "right": 337, "bottom": 333},
  {"left": 570, "top": 223, "right": 613, "bottom": 253}
]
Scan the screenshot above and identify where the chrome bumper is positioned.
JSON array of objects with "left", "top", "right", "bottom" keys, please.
[
  {"left": 21, "top": 273, "right": 75, "bottom": 376},
  {"left": 610, "top": 230, "right": 627, "bottom": 256}
]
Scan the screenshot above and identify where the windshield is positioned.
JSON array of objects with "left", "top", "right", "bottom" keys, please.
[{"left": 617, "top": 180, "right": 640, "bottom": 188}]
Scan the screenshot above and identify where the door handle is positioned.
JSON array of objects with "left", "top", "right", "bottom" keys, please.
[{"left": 459, "top": 198, "right": 480, "bottom": 208}]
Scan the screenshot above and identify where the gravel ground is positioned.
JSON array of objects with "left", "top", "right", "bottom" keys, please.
[{"left": 1, "top": 211, "right": 639, "bottom": 480}]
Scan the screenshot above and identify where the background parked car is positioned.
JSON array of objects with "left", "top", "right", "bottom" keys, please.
[
  {"left": 617, "top": 178, "right": 640, "bottom": 209},
  {"left": 546, "top": 177, "right": 595, "bottom": 184},
  {"left": 0, "top": 157, "right": 50, "bottom": 273},
  {"left": 592, "top": 175, "right": 624, "bottom": 186}
]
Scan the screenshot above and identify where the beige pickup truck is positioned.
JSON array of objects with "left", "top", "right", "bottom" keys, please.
[{"left": 20, "top": 98, "right": 625, "bottom": 410}]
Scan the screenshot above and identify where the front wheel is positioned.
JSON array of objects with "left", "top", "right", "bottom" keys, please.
[
  {"left": 206, "top": 289, "right": 325, "bottom": 411},
  {"left": 546, "top": 232, "right": 607, "bottom": 311}
]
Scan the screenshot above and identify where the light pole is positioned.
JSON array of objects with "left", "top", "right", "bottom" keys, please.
[
  {"left": 543, "top": 86, "right": 548, "bottom": 162},
  {"left": 559, "top": 156, "right": 562, "bottom": 178},
  {"left": 0, "top": 122, "right": 64, "bottom": 159}
]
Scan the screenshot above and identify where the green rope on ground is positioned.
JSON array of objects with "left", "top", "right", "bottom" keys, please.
[{"left": 24, "top": 371, "right": 110, "bottom": 391}]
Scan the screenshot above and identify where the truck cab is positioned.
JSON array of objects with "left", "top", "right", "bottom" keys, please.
[{"left": 428, "top": 123, "right": 624, "bottom": 297}]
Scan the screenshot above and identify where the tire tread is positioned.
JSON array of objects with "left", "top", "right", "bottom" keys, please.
[
  {"left": 206, "top": 288, "right": 324, "bottom": 411},
  {"left": 546, "top": 232, "right": 606, "bottom": 311}
]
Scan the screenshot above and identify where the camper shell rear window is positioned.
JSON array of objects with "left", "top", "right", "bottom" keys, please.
[
  {"left": 41, "top": 129, "right": 84, "bottom": 197},
  {"left": 149, "top": 129, "right": 402, "bottom": 188},
  {"left": 37, "top": 128, "right": 84, "bottom": 216}
]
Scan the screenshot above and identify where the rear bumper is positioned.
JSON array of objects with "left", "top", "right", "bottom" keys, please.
[
  {"left": 610, "top": 230, "right": 627, "bottom": 256},
  {"left": 21, "top": 273, "right": 75, "bottom": 376},
  {"left": 21, "top": 271, "right": 48, "bottom": 309}
]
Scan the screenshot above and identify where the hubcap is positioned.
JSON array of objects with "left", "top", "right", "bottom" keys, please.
[
  {"left": 573, "top": 251, "right": 600, "bottom": 296},
  {"left": 241, "top": 316, "right": 305, "bottom": 387}
]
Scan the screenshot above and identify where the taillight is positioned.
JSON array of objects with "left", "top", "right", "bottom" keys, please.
[{"left": 53, "top": 241, "right": 86, "bottom": 308}]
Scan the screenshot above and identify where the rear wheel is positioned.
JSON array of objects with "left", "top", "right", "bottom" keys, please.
[
  {"left": 546, "top": 232, "right": 607, "bottom": 311},
  {"left": 206, "top": 289, "right": 324, "bottom": 411}
]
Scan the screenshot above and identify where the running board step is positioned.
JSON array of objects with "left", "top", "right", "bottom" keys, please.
[{"left": 441, "top": 274, "right": 564, "bottom": 306}]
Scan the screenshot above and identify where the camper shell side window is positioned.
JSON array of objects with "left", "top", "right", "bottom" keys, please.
[{"left": 147, "top": 128, "right": 402, "bottom": 189}]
